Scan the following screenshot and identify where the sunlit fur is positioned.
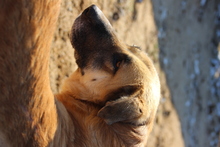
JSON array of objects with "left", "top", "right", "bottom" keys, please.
[
  {"left": 57, "top": 43, "right": 160, "bottom": 146},
  {"left": 0, "top": 0, "right": 74, "bottom": 146},
  {"left": 0, "top": 2, "right": 160, "bottom": 147}
]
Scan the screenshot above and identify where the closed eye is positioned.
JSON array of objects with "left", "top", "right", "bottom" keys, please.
[
  {"left": 112, "top": 53, "right": 131, "bottom": 73},
  {"left": 116, "top": 61, "right": 121, "bottom": 68}
]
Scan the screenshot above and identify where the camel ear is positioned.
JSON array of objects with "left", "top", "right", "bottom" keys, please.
[
  {"left": 97, "top": 85, "right": 145, "bottom": 125},
  {"left": 97, "top": 96, "right": 143, "bottom": 125},
  {"left": 103, "top": 85, "right": 140, "bottom": 102}
]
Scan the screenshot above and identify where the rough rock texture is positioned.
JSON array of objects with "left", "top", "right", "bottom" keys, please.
[{"left": 50, "top": 0, "right": 219, "bottom": 146}]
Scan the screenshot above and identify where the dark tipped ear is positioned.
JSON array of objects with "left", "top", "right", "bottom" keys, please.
[
  {"left": 104, "top": 85, "right": 140, "bottom": 102},
  {"left": 98, "top": 85, "right": 147, "bottom": 125},
  {"left": 97, "top": 96, "right": 144, "bottom": 125}
]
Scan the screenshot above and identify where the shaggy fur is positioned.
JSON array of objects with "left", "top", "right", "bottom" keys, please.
[{"left": 0, "top": 1, "right": 160, "bottom": 147}]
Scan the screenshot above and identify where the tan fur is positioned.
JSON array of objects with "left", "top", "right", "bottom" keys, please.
[
  {"left": 0, "top": 0, "right": 73, "bottom": 146},
  {"left": 56, "top": 45, "right": 160, "bottom": 147},
  {"left": 0, "top": 1, "right": 160, "bottom": 147}
]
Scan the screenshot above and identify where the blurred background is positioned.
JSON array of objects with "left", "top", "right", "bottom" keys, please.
[{"left": 49, "top": 0, "right": 220, "bottom": 146}]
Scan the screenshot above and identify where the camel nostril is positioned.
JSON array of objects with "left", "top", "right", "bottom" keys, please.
[
  {"left": 82, "top": 7, "right": 91, "bottom": 16},
  {"left": 82, "top": 5, "right": 99, "bottom": 19},
  {"left": 83, "top": 8, "right": 90, "bottom": 15}
]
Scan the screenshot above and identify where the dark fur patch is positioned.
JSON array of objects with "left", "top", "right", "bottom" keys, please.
[{"left": 105, "top": 85, "right": 140, "bottom": 102}]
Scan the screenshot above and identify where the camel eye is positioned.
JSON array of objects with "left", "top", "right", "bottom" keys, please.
[
  {"left": 112, "top": 53, "right": 132, "bottom": 74},
  {"left": 112, "top": 53, "right": 124, "bottom": 73},
  {"left": 112, "top": 53, "right": 131, "bottom": 74},
  {"left": 113, "top": 60, "right": 122, "bottom": 73},
  {"left": 116, "top": 61, "right": 121, "bottom": 68}
]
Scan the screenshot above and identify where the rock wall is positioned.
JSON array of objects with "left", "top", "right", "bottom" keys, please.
[
  {"left": 50, "top": 0, "right": 219, "bottom": 146},
  {"left": 152, "top": 0, "right": 219, "bottom": 146}
]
